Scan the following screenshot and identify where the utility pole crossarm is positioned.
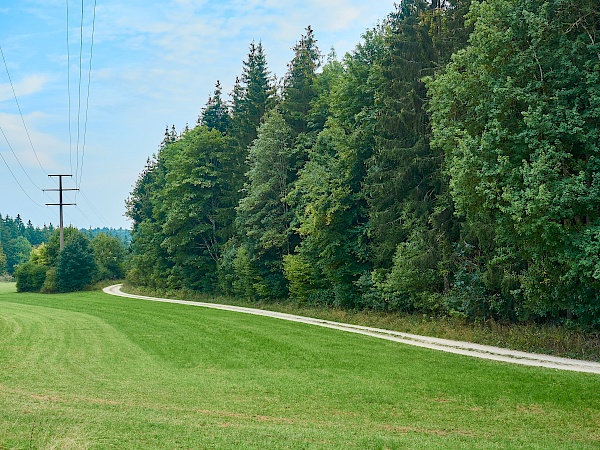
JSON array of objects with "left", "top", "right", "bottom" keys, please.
[{"left": 45, "top": 174, "right": 79, "bottom": 250}]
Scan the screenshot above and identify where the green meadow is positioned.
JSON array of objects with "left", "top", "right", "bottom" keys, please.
[{"left": 1, "top": 282, "right": 599, "bottom": 449}]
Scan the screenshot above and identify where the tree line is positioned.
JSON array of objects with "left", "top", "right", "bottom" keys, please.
[
  {"left": 0, "top": 214, "right": 53, "bottom": 276},
  {"left": 126, "top": 0, "right": 600, "bottom": 328},
  {"left": 14, "top": 227, "right": 127, "bottom": 293},
  {"left": 0, "top": 213, "right": 129, "bottom": 292}
]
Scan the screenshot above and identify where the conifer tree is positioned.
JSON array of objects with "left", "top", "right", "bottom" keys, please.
[
  {"left": 229, "top": 41, "right": 274, "bottom": 151},
  {"left": 365, "top": 1, "right": 438, "bottom": 269},
  {"left": 281, "top": 26, "right": 322, "bottom": 136},
  {"left": 0, "top": 242, "right": 6, "bottom": 274},
  {"left": 199, "top": 80, "right": 230, "bottom": 133},
  {"left": 235, "top": 109, "right": 297, "bottom": 298}
]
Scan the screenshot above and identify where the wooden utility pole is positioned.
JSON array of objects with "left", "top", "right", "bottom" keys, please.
[{"left": 45, "top": 174, "right": 78, "bottom": 249}]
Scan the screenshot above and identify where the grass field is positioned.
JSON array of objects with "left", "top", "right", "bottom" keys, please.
[
  {"left": 1, "top": 282, "right": 599, "bottom": 449},
  {"left": 125, "top": 284, "right": 600, "bottom": 362}
]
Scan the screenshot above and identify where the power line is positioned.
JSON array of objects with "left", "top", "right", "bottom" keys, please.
[
  {"left": 0, "top": 124, "right": 44, "bottom": 191},
  {"left": 75, "top": 0, "right": 85, "bottom": 188},
  {"left": 0, "top": 45, "right": 48, "bottom": 176},
  {"left": 79, "top": 189, "right": 109, "bottom": 227},
  {"left": 0, "top": 152, "right": 44, "bottom": 207},
  {"left": 78, "top": 0, "right": 98, "bottom": 190},
  {"left": 66, "top": 0, "right": 73, "bottom": 176}
]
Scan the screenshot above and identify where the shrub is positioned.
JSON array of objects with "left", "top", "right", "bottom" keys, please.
[
  {"left": 15, "top": 262, "right": 47, "bottom": 292},
  {"left": 41, "top": 267, "right": 58, "bottom": 293}
]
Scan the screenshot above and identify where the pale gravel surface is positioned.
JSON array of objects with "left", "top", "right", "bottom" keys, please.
[{"left": 104, "top": 284, "right": 600, "bottom": 375}]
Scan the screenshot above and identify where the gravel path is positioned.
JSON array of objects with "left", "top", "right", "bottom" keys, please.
[{"left": 103, "top": 284, "right": 600, "bottom": 374}]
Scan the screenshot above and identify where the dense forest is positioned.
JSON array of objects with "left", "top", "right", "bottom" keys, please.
[{"left": 126, "top": 0, "right": 600, "bottom": 328}]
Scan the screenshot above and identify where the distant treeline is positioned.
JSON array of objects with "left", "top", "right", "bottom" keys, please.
[
  {"left": 126, "top": 0, "right": 600, "bottom": 328},
  {"left": 0, "top": 213, "right": 130, "bottom": 276}
]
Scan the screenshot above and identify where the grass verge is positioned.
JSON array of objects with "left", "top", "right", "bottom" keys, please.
[
  {"left": 123, "top": 283, "right": 600, "bottom": 362},
  {"left": 1, "top": 282, "right": 599, "bottom": 449}
]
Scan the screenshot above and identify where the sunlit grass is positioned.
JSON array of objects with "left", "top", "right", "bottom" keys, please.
[
  {"left": 125, "top": 283, "right": 600, "bottom": 362},
  {"left": 1, "top": 284, "right": 599, "bottom": 448}
]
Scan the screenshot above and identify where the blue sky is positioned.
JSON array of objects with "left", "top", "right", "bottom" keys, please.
[{"left": 0, "top": 0, "right": 396, "bottom": 229}]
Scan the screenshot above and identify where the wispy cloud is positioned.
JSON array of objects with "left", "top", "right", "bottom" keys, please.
[
  {"left": 0, "top": 74, "right": 49, "bottom": 102},
  {"left": 0, "top": 0, "right": 397, "bottom": 227},
  {"left": 0, "top": 111, "right": 64, "bottom": 171}
]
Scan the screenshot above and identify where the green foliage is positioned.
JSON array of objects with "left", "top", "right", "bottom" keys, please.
[
  {"left": 290, "top": 123, "right": 369, "bottom": 307},
  {"left": 365, "top": 2, "right": 440, "bottom": 269},
  {"left": 3, "top": 236, "right": 32, "bottom": 274},
  {"left": 0, "top": 214, "right": 53, "bottom": 274},
  {"left": 14, "top": 261, "right": 47, "bottom": 292},
  {"left": 125, "top": 1, "right": 600, "bottom": 327},
  {"left": 126, "top": 220, "right": 172, "bottom": 289},
  {"left": 0, "top": 242, "right": 6, "bottom": 274},
  {"left": 45, "top": 227, "right": 83, "bottom": 267},
  {"left": 125, "top": 155, "right": 163, "bottom": 228},
  {"left": 56, "top": 231, "right": 96, "bottom": 292},
  {"left": 12, "top": 228, "right": 125, "bottom": 294},
  {"left": 235, "top": 109, "right": 298, "bottom": 299},
  {"left": 229, "top": 41, "right": 274, "bottom": 151},
  {"left": 91, "top": 233, "right": 127, "bottom": 281},
  {"left": 157, "top": 126, "right": 237, "bottom": 291},
  {"left": 283, "top": 252, "right": 329, "bottom": 305},
  {"left": 428, "top": 0, "right": 600, "bottom": 325},
  {"left": 198, "top": 80, "right": 230, "bottom": 133},
  {"left": 28, "top": 243, "right": 49, "bottom": 266},
  {"left": 282, "top": 26, "right": 322, "bottom": 135},
  {"left": 41, "top": 267, "right": 58, "bottom": 293},
  {"left": 377, "top": 227, "right": 446, "bottom": 313},
  {"left": 125, "top": 150, "right": 170, "bottom": 289}
]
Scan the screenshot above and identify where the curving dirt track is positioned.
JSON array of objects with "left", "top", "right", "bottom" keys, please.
[{"left": 103, "top": 284, "right": 600, "bottom": 375}]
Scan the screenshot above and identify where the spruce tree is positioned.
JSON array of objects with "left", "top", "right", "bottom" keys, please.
[
  {"left": 0, "top": 242, "right": 6, "bottom": 274},
  {"left": 235, "top": 109, "right": 297, "bottom": 298},
  {"left": 229, "top": 41, "right": 274, "bottom": 151},
  {"left": 199, "top": 80, "right": 230, "bottom": 133},
  {"left": 281, "top": 26, "right": 322, "bottom": 136}
]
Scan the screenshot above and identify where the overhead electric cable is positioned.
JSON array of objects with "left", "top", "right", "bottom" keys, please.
[
  {"left": 66, "top": 0, "right": 73, "bottom": 175},
  {"left": 75, "top": 203, "right": 95, "bottom": 228},
  {"left": 78, "top": 0, "right": 98, "bottom": 190},
  {"left": 0, "top": 152, "right": 44, "bottom": 207},
  {"left": 79, "top": 189, "right": 109, "bottom": 227},
  {"left": 0, "top": 45, "right": 48, "bottom": 177},
  {"left": 75, "top": 0, "right": 85, "bottom": 188},
  {"left": 0, "top": 124, "right": 43, "bottom": 190}
]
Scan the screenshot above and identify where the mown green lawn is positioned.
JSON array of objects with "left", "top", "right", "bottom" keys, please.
[{"left": 1, "top": 282, "right": 599, "bottom": 449}]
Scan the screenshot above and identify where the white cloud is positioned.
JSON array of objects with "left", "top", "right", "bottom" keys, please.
[
  {"left": 0, "top": 0, "right": 398, "bottom": 228},
  {"left": 0, "top": 111, "right": 65, "bottom": 171},
  {"left": 0, "top": 74, "right": 49, "bottom": 102}
]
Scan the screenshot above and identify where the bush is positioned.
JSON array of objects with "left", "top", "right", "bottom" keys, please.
[
  {"left": 15, "top": 262, "right": 47, "bottom": 292},
  {"left": 41, "top": 267, "right": 58, "bottom": 293}
]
